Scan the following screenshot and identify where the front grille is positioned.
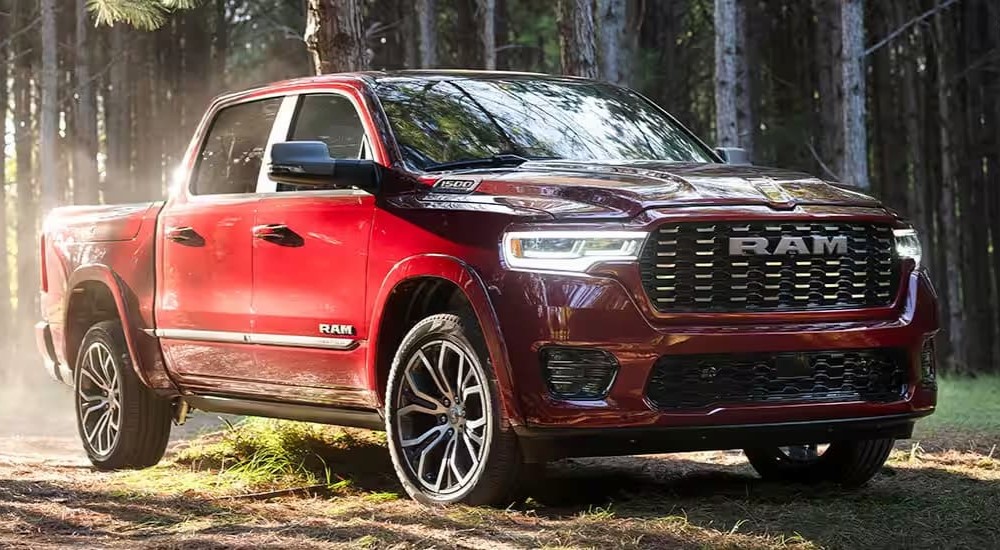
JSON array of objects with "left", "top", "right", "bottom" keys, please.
[
  {"left": 646, "top": 349, "right": 907, "bottom": 409},
  {"left": 640, "top": 222, "right": 898, "bottom": 312}
]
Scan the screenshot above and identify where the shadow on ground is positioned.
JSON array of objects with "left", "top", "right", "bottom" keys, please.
[{"left": 2, "top": 446, "right": 997, "bottom": 549}]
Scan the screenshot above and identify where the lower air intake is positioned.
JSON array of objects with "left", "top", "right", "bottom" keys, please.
[{"left": 540, "top": 347, "right": 618, "bottom": 400}]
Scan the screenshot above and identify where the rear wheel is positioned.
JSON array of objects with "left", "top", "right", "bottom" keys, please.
[
  {"left": 385, "top": 314, "right": 524, "bottom": 506},
  {"left": 74, "top": 320, "right": 172, "bottom": 470},
  {"left": 744, "top": 439, "right": 894, "bottom": 487}
]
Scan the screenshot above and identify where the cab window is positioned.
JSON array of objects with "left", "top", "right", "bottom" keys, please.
[
  {"left": 192, "top": 98, "right": 282, "bottom": 195},
  {"left": 289, "top": 94, "right": 367, "bottom": 160}
]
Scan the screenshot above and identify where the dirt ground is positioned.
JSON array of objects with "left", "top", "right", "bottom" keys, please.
[{"left": 1, "top": 368, "right": 998, "bottom": 549}]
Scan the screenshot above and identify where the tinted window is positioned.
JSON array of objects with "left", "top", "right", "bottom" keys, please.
[
  {"left": 192, "top": 98, "right": 281, "bottom": 195},
  {"left": 374, "top": 78, "right": 714, "bottom": 171},
  {"left": 290, "top": 94, "right": 366, "bottom": 159}
]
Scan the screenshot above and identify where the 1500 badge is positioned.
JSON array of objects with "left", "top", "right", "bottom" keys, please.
[{"left": 433, "top": 178, "right": 480, "bottom": 193}]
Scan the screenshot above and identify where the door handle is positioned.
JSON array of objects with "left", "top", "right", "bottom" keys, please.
[
  {"left": 165, "top": 226, "right": 203, "bottom": 246},
  {"left": 253, "top": 224, "right": 304, "bottom": 247}
]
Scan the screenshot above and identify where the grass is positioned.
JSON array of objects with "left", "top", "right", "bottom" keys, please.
[
  {"left": 920, "top": 375, "right": 1000, "bottom": 432},
  {"left": 11, "top": 376, "right": 993, "bottom": 549}
]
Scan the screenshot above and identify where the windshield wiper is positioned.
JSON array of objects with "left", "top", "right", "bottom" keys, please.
[{"left": 424, "top": 154, "right": 559, "bottom": 172}]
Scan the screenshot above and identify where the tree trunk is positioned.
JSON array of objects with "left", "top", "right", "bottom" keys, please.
[
  {"left": 74, "top": 0, "right": 100, "bottom": 205},
  {"left": 840, "top": 0, "right": 868, "bottom": 188},
  {"left": 416, "top": 0, "right": 437, "bottom": 68},
  {"left": 596, "top": 0, "right": 628, "bottom": 85},
  {"left": 734, "top": 0, "right": 754, "bottom": 157},
  {"left": 13, "top": 0, "right": 37, "bottom": 334},
  {"left": 0, "top": 0, "right": 10, "bottom": 337},
  {"left": 934, "top": 6, "right": 966, "bottom": 371},
  {"left": 479, "top": 0, "right": 497, "bottom": 70},
  {"left": 557, "top": 0, "right": 598, "bottom": 78},
  {"left": 106, "top": 25, "right": 132, "bottom": 202},
  {"left": 213, "top": 0, "right": 228, "bottom": 90},
  {"left": 40, "top": 0, "right": 58, "bottom": 214},
  {"left": 304, "top": 0, "right": 367, "bottom": 75},
  {"left": 813, "top": 0, "right": 843, "bottom": 177},
  {"left": 714, "top": 0, "right": 738, "bottom": 147}
]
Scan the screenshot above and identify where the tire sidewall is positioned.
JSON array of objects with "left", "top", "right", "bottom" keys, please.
[{"left": 385, "top": 314, "right": 504, "bottom": 505}]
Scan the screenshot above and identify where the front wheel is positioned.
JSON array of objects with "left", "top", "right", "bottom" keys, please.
[
  {"left": 74, "top": 320, "right": 173, "bottom": 470},
  {"left": 744, "top": 439, "right": 894, "bottom": 487},
  {"left": 385, "top": 314, "right": 524, "bottom": 506}
]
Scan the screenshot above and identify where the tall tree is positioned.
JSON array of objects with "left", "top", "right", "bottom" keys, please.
[
  {"left": 416, "top": 0, "right": 437, "bottom": 68},
  {"left": 714, "top": 0, "right": 739, "bottom": 147},
  {"left": 479, "top": 0, "right": 497, "bottom": 70},
  {"left": 74, "top": 0, "right": 100, "bottom": 205},
  {"left": 734, "top": 0, "right": 753, "bottom": 157},
  {"left": 813, "top": 0, "right": 843, "bottom": 177},
  {"left": 106, "top": 25, "right": 133, "bottom": 202},
  {"left": 597, "top": 0, "right": 629, "bottom": 85},
  {"left": 304, "top": 0, "right": 367, "bottom": 74},
  {"left": 13, "top": 0, "right": 38, "bottom": 329},
  {"left": 557, "top": 0, "right": 598, "bottom": 78},
  {"left": 934, "top": 3, "right": 965, "bottom": 371},
  {"left": 40, "top": 0, "right": 59, "bottom": 214},
  {"left": 0, "top": 0, "right": 10, "bottom": 335},
  {"left": 840, "top": 0, "right": 868, "bottom": 188}
]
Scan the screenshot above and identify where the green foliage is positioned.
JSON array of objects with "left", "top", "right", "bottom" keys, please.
[{"left": 87, "top": 0, "right": 201, "bottom": 30}]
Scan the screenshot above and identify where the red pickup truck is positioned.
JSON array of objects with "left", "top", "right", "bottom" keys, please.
[{"left": 36, "top": 71, "right": 937, "bottom": 505}]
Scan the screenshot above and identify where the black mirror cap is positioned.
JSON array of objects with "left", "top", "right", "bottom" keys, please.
[
  {"left": 268, "top": 141, "right": 381, "bottom": 192},
  {"left": 716, "top": 146, "right": 752, "bottom": 165}
]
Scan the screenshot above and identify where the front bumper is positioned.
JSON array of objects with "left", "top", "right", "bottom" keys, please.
[
  {"left": 514, "top": 412, "right": 928, "bottom": 462},
  {"left": 491, "top": 263, "right": 939, "bottom": 434}
]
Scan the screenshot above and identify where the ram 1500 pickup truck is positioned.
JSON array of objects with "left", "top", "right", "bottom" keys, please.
[{"left": 36, "top": 71, "right": 938, "bottom": 505}]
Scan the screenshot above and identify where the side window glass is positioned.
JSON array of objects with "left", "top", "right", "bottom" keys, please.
[
  {"left": 290, "top": 95, "right": 366, "bottom": 160},
  {"left": 192, "top": 98, "right": 282, "bottom": 195}
]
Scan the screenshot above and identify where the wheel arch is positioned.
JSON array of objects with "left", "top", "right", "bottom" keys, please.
[
  {"left": 63, "top": 265, "right": 171, "bottom": 392},
  {"left": 368, "top": 254, "right": 522, "bottom": 426}
]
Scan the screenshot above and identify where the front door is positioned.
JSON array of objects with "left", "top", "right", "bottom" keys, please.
[
  {"left": 250, "top": 92, "right": 376, "bottom": 408},
  {"left": 156, "top": 97, "right": 281, "bottom": 389}
]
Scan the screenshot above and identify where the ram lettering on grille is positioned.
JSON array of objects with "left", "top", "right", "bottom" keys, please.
[{"left": 639, "top": 222, "right": 898, "bottom": 312}]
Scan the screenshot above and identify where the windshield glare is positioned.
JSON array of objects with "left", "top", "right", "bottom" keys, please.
[{"left": 374, "top": 78, "right": 714, "bottom": 171}]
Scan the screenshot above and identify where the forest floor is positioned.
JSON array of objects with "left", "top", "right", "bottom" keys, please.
[{"left": 0, "top": 376, "right": 997, "bottom": 550}]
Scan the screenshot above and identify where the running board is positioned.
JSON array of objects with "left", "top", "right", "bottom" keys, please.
[{"left": 182, "top": 395, "right": 385, "bottom": 431}]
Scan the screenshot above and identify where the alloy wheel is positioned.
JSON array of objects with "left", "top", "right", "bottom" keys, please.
[
  {"left": 394, "top": 339, "right": 490, "bottom": 496},
  {"left": 76, "top": 341, "right": 122, "bottom": 458}
]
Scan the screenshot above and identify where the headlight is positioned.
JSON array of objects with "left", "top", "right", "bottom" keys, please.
[
  {"left": 893, "top": 228, "right": 922, "bottom": 266},
  {"left": 502, "top": 231, "right": 648, "bottom": 272}
]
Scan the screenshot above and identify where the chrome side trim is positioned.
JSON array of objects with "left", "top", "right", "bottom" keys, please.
[{"left": 152, "top": 329, "right": 358, "bottom": 350}]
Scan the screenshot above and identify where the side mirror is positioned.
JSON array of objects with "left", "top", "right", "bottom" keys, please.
[
  {"left": 716, "top": 147, "right": 752, "bottom": 165},
  {"left": 268, "top": 141, "right": 380, "bottom": 192}
]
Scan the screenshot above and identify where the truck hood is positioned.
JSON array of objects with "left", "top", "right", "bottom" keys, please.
[{"left": 431, "top": 160, "right": 881, "bottom": 219}]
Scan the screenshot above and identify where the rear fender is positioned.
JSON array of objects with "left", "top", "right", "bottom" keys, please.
[{"left": 64, "top": 265, "right": 176, "bottom": 393}]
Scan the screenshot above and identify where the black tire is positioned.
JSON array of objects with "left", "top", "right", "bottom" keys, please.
[
  {"left": 385, "top": 314, "right": 525, "bottom": 506},
  {"left": 74, "top": 320, "right": 173, "bottom": 470},
  {"left": 744, "top": 439, "right": 894, "bottom": 487}
]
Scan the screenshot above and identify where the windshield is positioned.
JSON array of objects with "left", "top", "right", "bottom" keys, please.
[{"left": 374, "top": 77, "right": 715, "bottom": 171}]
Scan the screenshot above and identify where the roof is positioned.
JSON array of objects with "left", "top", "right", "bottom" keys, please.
[{"left": 209, "top": 70, "right": 601, "bottom": 109}]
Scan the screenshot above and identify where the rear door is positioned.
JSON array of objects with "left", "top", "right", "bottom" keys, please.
[
  {"left": 156, "top": 97, "right": 283, "bottom": 389},
  {"left": 249, "top": 91, "right": 377, "bottom": 407}
]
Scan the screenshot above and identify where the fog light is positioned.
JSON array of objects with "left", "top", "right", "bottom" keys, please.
[
  {"left": 540, "top": 347, "right": 618, "bottom": 399},
  {"left": 920, "top": 338, "right": 937, "bottom": 388}
]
